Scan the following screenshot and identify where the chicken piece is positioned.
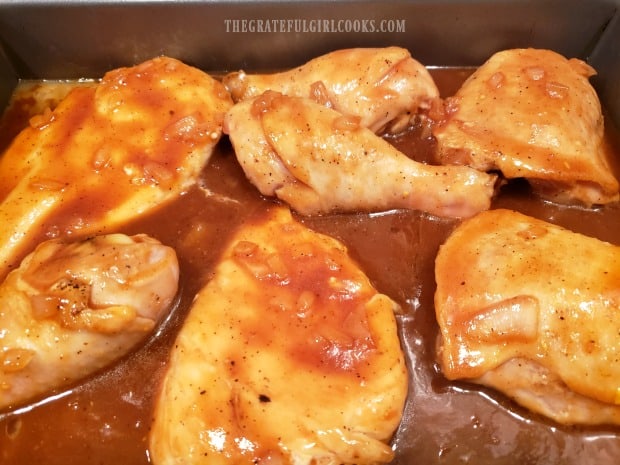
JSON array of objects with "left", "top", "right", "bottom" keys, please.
[
  {"left": 223, "top": 46, "right": 440, "bottom": 134},
  {"left": 149, "top": 206, "right": 407, "bottom": 465},
  {"left": 434, "top": 208, "right": 620, "bottom": 425},
  {"left": 433, "top": 48, "right": 619, "bottom": 206},
  {"left": 224, "top": 91, "right": 496, "bottom": 218},
  {"left": 0, "top": 56, "right": 233, "bottom": 281},
  {"left": 0, "top": 233, "right": 179, "bottom": 410}
]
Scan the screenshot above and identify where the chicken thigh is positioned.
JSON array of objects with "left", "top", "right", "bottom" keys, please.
[
  {"left": 0, "top": 56, "right": 233, "bottom": 280},
  {"left": 0, "top": 233, "right": 179, "bottom": 410},
  {"left": 223, "top": 46, "right": 440, "bottom": 134},
  {"left": 433, "top": 48, "right": 619, "bottom": 206},
  {"left": 149, "top": 206, "right": 408, "bottom": 465},
  {"left": 224, "top": 91, "right": 496, "bottom": 218},
  {"left": 435, "top": 208, "right": 620, "bottom": 425}
]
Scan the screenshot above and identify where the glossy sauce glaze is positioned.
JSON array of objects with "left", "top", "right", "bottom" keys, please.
[
  {"left": 0, "top": 69, "right": 619, "bottom": 465},
  {"left": 231, "top": 229, "right": 377, "bottom": 373}
]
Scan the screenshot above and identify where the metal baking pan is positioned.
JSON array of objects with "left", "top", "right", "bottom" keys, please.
[
  {"left": 0, "top": 1, "right": 619, "bottom": 464},
  {"left": 0, "top": 0, "right": 619, "bottom": 126}
]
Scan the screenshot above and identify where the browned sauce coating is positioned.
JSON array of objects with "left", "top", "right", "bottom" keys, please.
[
  {"left": 231, "top": 232, "right": 376, "bottom": 373},
  {"left": 0, "top": 69, "right": 619, "bottom": 465}
]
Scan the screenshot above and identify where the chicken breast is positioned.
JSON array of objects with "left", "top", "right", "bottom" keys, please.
[
  {"left": 149, "top": 206, "right": 408, "bottom": 465},
  {"left": 223, "top": 46, "right": 439, "bottom": 134},
  {"left": 0, "top": 233, "right": 179, "bottom": 410},
  {"left": 224, "top": 91, "right": 497, "bottom": 218},
  {"left": 434, "top": 208, "right": 620, "bottom": 425},
  {"left": 0, "top": 56, "right": 233, "bottom": 281},
  {"left": 433, "top": 48, "right": 619, "bottom": 206}
]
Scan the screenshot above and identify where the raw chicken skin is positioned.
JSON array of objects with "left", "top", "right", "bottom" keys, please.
[
  {"left": 433, "top": 48, "right": 619, "bottom": 206},
  {"left": 434, "top": 208, "right": 620, "bottom": 425},
  {"left": 223, "top": 46, "right": 440, "bottom": 133},
  {"left": 0, "top": 233, "right": 179, "bottom": 410},
  {"left": 224, "top": 91, "right": 496, "bottom": 218},
  {"left": 0, "top": 56, "right": 233, "bottom": 281},
  {"left": 149, "top": 206, "right": 408, "bottom": 465}
]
